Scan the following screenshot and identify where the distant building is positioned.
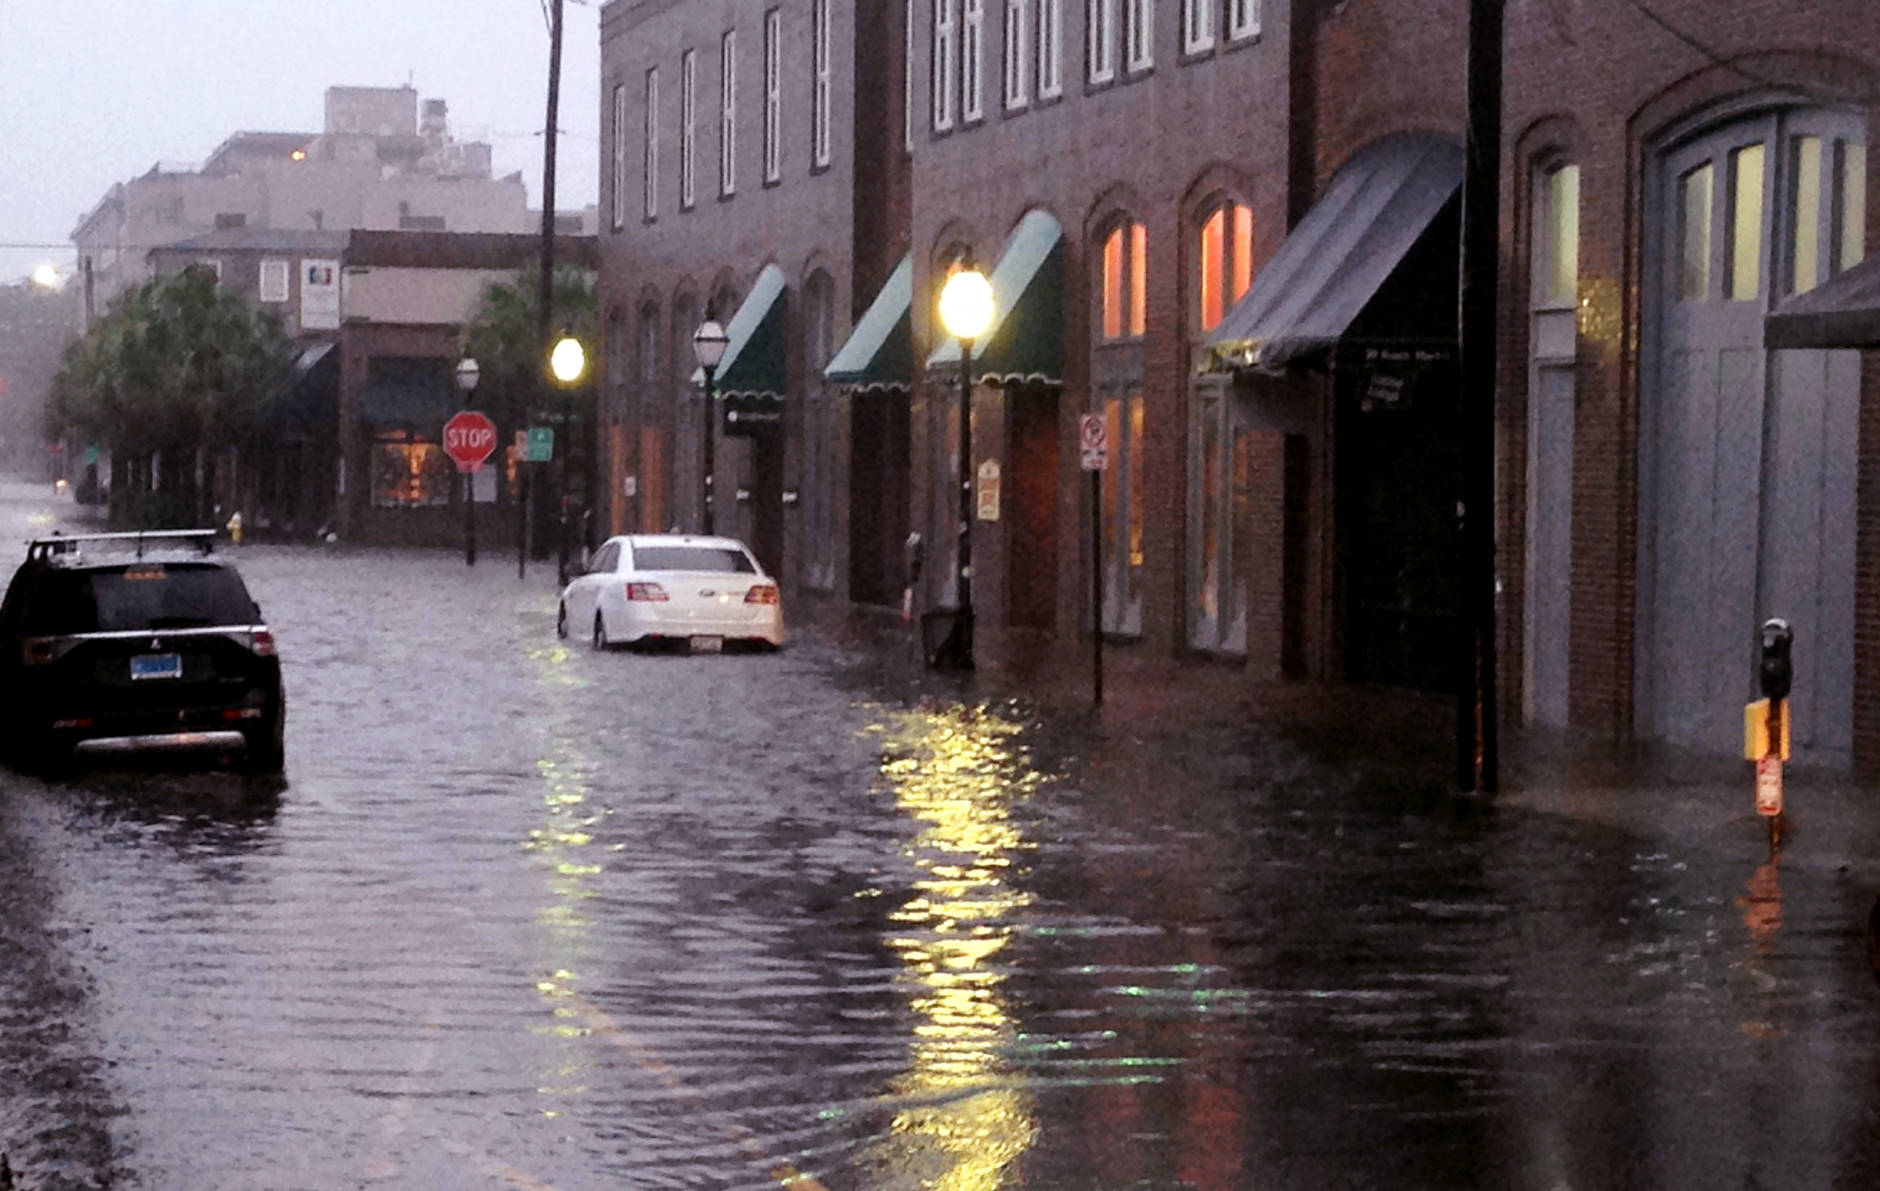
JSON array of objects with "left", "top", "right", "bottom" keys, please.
[
  {"left": 0, "top": 277, "right": 82, "bottom": 470},
  {"left": 71, "top": 85, "right": 534, "bottom": 317}
]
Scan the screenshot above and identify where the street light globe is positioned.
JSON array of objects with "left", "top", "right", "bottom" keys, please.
[
  {"left": 29, "top": 263, "right": 61, "bottom": 290},
  {"left": 549, "top": 334, "right": 586, "bottom": 384},
  {"left": 455, "top": 356, "right": 480, "bottom": 393},
  {"left": 692, "top": 318, "right": 730, "bottom": 370},
  {"left": 938, "top": 267, "right": 995, "bottom": 341}
]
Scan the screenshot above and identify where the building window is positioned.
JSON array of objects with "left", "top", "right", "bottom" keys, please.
[
  {"left": 1183, "top": 0, "right": 1214, "bottom": 53},
  {"left": 680, "top": 50, "right": 697, "bottom": 208},
  {"left": 1037, "top": 0, "right": 1062, "bottom": 97},
  {"left": 963, "top": 0, "right": 986, "bottom": 122},
  {"left": 611, "top": 82, "right": 629, "bottom": 229},
  {"left": 934, "top": 0, "right": 958, "bottom": 131},
  {"left": 1100, "top": 220, "right": 1148, "bottom": 340},
  {"left": 1537, "top": 164, "right": 1580, "bottom": 308},
  {"left": 196, "top": 258, "right": 223, "bottom": 282},
  {"left": 1196, "top": 198, "right": 1252, "bottom": 332},
  {"left": 720, "top": 30, "right": 738, "bottom": 196},
  {"left": 1838, "top": 141, "right": 1868, "bottom": 274},
  {"left": 1227, "top": 0, "right": 1258, "bottom": 40},
  {"left": 812, "top": 0, "right": 832, "bottom": 168},
  {"left": 803, "top": 270, "right": 838, "bottom": 591},
  {"left": 1004, "top": 0, "right": 1029, "bottom": 109},
  {"left": 763, "top": 9, "right": 782, "bottom": 183},
  {"left": 372, "top": 434, "right": 451, "bottom": 508},
  {"left": 1526, "top": 159, "right": 1579, "bottom": 729},
  {"left": 1124, "top": 0, "right": 1152, "bottom": 72},
  {"left": 644, "top": 69, "right": 660, "bottom": 219},
  {"left": 639, "top": 303, "right": 661, "bottom": 385},
  {"left": 1727, "top": 143, "right": 1765, "bottom": 301},
  {"left": 905, "top": 0, "right": 917, "bottom": 150},
  {"left": 258, "top": 259, "right": 290, "bottom": 303},
  {"left": 1087, "top": 0, "right": 1116, "bottom": 83}
]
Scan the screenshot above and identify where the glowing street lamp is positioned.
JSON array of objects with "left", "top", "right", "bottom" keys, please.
[
  {"left": 935, "top": 263, "right": 994, "bottom": 670},
  {"left": 691, "top": 312, "right": 730, "bottom": 535},
  {"left": 29, "top": 263, "right": 61, "bottom": 290},
  {"left": 548, "top": 331, "right": 586, "bottom": 585},
  {"left": 455, "top": 356, "right": 480, "bottom": 567}
]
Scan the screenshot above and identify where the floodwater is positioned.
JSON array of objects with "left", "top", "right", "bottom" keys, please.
[{"left": 3, "top": 477, "right": 1880, "bottom": 1190}]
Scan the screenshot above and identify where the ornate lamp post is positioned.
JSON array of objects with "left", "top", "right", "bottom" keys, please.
[
  {"left": 691, "top": 312, "right": 730, "bottom": 535},
  {"left": 935, "top": 262, "right": 995, "bottom": 670},
  {"left": 548, "top": 331, "right": 586, "bottom": 586},
  {"left": 455, "top": 356, "right": 480, "bottom": 566}
]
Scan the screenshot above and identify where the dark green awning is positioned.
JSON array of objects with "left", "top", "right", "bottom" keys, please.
[
  {"left": 693, "top": 263, "right": 788, "bottom": 399},
  {"left": 826, "top": 255, "right": 913, "bottom": 390},
  {"left": 270, "top": 341, "right": 337, "bottom": 437},
  {"left": 1766, "top": 253, "right": 1880, "bottom": 349},
  {"left": 361, "top": 355, "right": 455, "bottom": 431},
  {"left": 927, "top": 210, "right": 1064, "bottom": 385}
]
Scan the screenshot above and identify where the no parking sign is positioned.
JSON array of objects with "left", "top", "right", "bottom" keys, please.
[{"left": 1079, "top": 413, "right": 1107, "bottom": 471}]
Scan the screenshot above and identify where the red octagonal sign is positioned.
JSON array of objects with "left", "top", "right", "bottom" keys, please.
[{"left": 443, "top": 410, "right": 498, "bottom": 471}]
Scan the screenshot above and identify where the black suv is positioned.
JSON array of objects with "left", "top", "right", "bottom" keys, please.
[{"left": 0, "top": 530, "right": 284, "bottom": 772}]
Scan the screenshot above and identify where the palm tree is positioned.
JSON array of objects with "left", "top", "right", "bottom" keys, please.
[{"left": 48, "top": 265, "right": 292, "bottom": 527}]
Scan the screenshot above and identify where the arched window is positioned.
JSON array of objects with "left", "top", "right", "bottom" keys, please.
[
  {"left": 1099, "top": 218, "right": 1147, "bottom": 341},
  {"left": 802, "top": 269, "right": 838, "bottom": 590},
  {"left": 1525, "top": 161, "right": 1578, "bottom": 730},
  {"left": 1092, "top": 215, "right": 1148, "bottom": 634},
  {"left": 638, "top": 302, "right": 661, "bottom": 386},
  {"left": 1195, "top": 197, "right": 1252, "bottom": 332}
]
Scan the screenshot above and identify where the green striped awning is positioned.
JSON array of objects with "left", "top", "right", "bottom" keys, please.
[
  {"left": 825, "top": 255, "right": 913, "bottom": 390},
  {"left": 693, "top": 263, "right": 787, "bottom": 398},
  {"left": 927, "top": 210, "right": 1064, "bottom": 386}
]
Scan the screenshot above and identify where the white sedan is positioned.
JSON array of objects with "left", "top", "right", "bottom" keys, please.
[{"left": 557, "top": 533, "right": 784, "bottom": 652}]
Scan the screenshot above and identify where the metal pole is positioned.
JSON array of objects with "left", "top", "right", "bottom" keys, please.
[
  {"left": 537, "top": 0, "right": 564, "bottom": 585},
  {"left": 1092, "top": 466, "right": 1103, "bottom": 706},
  {"left": 1457, "top": 0, "right": 1503, "bottom": 793},
  {"left": 702, "top": 363, "right": 717, "bottom": 535},
  {"left": 957, "top": 336, "right": 974, "bottom": 667},
  {"left": 464, "top": 468, "right": 477, "bottom": 566}
]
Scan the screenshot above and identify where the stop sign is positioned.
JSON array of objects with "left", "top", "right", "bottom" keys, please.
[{"left": 442, "top": 410, "right": 498, "bottom": 471}]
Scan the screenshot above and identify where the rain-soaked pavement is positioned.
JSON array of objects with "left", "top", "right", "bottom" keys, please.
[{"left": 4, "top": 475, "right": 1880, "bottom": 1191}]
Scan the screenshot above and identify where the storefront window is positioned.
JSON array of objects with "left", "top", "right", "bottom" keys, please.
[{"left": 372, "top": 434, "right": 451, "bottom": 507}]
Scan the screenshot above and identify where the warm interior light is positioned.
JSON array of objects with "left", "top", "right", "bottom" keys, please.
[
  {"left": 938, "top": 267, "right": 995, "bottom": 341},
  {"left": 549, "top": 335, "right": 586, "bottom": 384},
  {"left": 291, "top": 149, "right": 307, "bottom": 162}
]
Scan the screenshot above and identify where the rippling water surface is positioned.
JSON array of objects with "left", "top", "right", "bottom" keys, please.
[{"left": 4, "top": 497, "right": 1880, "bottom": 1190}]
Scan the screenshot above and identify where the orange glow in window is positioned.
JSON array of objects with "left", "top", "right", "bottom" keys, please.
[
  {"left": 1200, "top": 208, "right": 1225, "bottom": 330},
  {"left": 1129, "top": 223, "right": 1147, "bottom": 337},
  {"left": 1102, "top": 227, "right": 1124, "bottom": 340},
  {"left": 1232, "top": 205, "right": 1253, "bottom": 304}
]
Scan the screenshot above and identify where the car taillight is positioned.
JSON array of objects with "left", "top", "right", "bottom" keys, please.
[
  {"left": 251, "top": 629, "right": 277, "bottom": 657},
  {"left": 21, "top": 640, "right": 55, "bottom": 666},
  {"left": 745, "top": 584, "right": 779, "bottom": 605},
  {"left": 626, "top": 582, "right": 669, "bottom": 602}
]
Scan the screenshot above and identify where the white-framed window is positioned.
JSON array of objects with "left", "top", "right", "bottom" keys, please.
[
  {"left": 611, "top": 81, "right": 628, "bottom": 229},
  {"left": 1125, "top": 0, "right": 1153, "bottom": 72},
  {"left": 1003, "top": 0, "right": 1029, "bottom": 109},
  {"left": 1037, "top": 0, "right": 1062, "bottom": 97},
  {"left": 1227, "top": 0, "right": 1258, "bottom": 40},
  {"left": 644, "top": 68, "right": 660, "bottom": 219},
  {"left": 812, "top": 0, "right": 832, "bottom": 168},
  {"left": 763, "top": 8, "right": 782, "bottom": 183},
  {"left": 720, "top": 30, "right": 738, "bottom": 196},
  {"left": 680, "top": 49, "right": 697, "bottom": 208},
  {"left": 1196, "top": 197, "right": 1253, "bottom": 332},
  {"left": 963, "top": 0, "right": 985, "bottom": 122},
  {"left": 197, "top": 257, "right": 223, "bottom": 282},
  {"left": 258, "top": 258, "right": 289, "bottom": 303},
  {"left": 1183, "top": 0, "right": 1214, "bottom": 54},
  {"left": 933, "top": 0, "right": 957, "bottom": 131},
  {"left": 1087, "top": 0, "right": 1116, "bottom": 84}
]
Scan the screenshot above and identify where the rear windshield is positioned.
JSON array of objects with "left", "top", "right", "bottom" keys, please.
[
  {"left": 22, "top": 563, "right": 259, "bottom": 635},
  {"left": 631, "top": 546, "right": 756, "bottom": 573}
]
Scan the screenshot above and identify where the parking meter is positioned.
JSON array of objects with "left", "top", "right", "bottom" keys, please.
[
  {"left": 904, "top": 531, "right": 925, "bottom": 588},
  {"left": 1759, "top": 618, "right": 1793, "bottom": 702}
]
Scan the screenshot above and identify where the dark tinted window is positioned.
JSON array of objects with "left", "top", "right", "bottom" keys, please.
[
  {"left": 22, "top": 563, "right": 259, "bottom": 634},
  {"left": 631, "top": 546, "right": 756, "bottom": 573}
]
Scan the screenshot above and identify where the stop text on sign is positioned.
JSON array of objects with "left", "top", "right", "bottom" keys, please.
[{"left": 443, "top": 411, "right": 498, "bottom": 471}]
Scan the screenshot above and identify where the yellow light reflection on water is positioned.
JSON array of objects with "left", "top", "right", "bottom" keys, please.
[{"left": 871, "top": 703, "right": 1043, "bottom": 1189}]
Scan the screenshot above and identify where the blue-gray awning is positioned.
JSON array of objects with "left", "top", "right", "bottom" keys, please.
[
  {"left": 361, "top": 355, "right": 455, "bottom": 431},
  {"left": 1766, "top": 253, "right": 1880, "bottom": 349},
  {"left": 927, "top": 210, "right": 1065, "bottom": 385},
  {"left": 1206, "top": 133, "right": 1464, "bottom": 372},
  {"left": 270, "top": 341, "right": 337, "bottom": 437},
  {"left": 826, "top": 255, "right": 913, "bottom": 390}
]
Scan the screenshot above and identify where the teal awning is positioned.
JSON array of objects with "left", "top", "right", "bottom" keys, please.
[
  {"left": 826, "top": 255, "right": 913, "bottom": 390},
  {"left": 693, "top": 262, "right": 788, "bottom": 399},
  {"left": 927, "top": 210, "right": 1064, "bottom": 385},
  {"left": 361, "top": 355, "right": 455, "bottom": 431}
]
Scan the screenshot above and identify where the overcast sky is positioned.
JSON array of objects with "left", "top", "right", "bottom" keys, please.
[{"left": 0, "top": 0, "right": 603, "bottom": 284}]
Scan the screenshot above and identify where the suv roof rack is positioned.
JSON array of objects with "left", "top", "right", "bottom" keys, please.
[{"left": 27, "top": 529, "right": 218, "bottom": 563}]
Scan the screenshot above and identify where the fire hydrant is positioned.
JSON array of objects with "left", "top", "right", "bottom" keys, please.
[{"left": 226, "top": 511, "right": 243, "bottom": 544}]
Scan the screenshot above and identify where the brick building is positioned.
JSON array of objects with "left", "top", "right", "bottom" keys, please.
[{"left": 597, "top": 0, "right": 1876, "bottom": 769}]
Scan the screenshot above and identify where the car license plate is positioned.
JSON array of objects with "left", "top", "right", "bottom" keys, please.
[
  {"left": 688, "top": 634, "right": 724, "bottom": 653},
  {"left": 131, "top": 652, "right": 182, "bottom": 681}
]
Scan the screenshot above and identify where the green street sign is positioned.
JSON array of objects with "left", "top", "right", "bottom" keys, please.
[
  {"left": 83, "top": 445, "right": 100, "bottom": 465},
  {"left": 526, "top": 427, "right": 554, "bottom": 462}
]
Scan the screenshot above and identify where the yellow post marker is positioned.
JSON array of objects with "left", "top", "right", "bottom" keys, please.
[{"left": 1743, "top": 698, "right": 1792, "bottom": 762}]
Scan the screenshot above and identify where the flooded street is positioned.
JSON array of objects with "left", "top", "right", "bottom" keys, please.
[{"left": 5, "top": 477, "right": 1880, "bottom": 1190}]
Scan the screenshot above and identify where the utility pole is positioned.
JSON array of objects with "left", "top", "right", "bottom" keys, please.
[
  {"left": 1457, "top": 0, "right": 1503, "bottom": 793},
  {"left": 533, "top": 0, "right": 565, "bottom": 584}
]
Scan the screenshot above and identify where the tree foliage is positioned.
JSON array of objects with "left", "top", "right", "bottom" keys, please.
[
  {"left": 48, "top": 264, "right": 293, "bottom": 454},
  {"left": 459, "top": 264, "right": 599, "bottom": 418}
]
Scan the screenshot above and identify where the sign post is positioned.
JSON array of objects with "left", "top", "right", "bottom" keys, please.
[
  {"left": 443, "top": 411, "right": 498, "bottom": 566},
  {"left": 1080, "top": 413, "right": 1108, "bottom": 707}
]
